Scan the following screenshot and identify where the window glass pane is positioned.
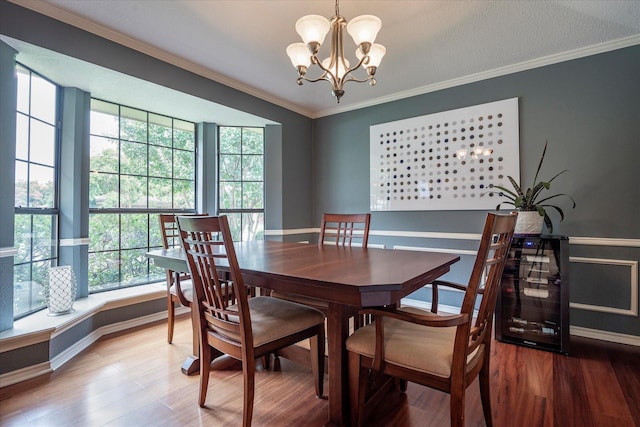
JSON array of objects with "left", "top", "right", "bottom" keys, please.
[
  {"left": 149, "top": 262, "right": 165, "bottom": 281},
  {"left": 149, "top": 113, "right": 172, "bottom": 147},
  {"left": 14, "top": 213, "right": 55, "bottom": 318},
  {"left": 243, "top": 128, "right": 264, "bottom": 154},
  {"left": 16, "top": 113, "right": 28, "bottom": 160},
  {"left": 14, "top": 214, "right": 32, "bottom": 264},
  {"left": 149, "top": 178, "right": 172, "bottom": 208},
  {"left": 120, "top": 140, "right": 148, "bottom": 176},
  {"left": 120, "top": 175, "right": 147, "bottom": 208},
  {"left": 16, "top": 65, "right": 30, "bottom": 114},
  {"left": 120, "top": 107, "right": 147, "bottom": 142},
  {"left": 30, "top": 74, "right": 56, "bottom": 124},
  {"left": 174, "top": 119, "right": 195, "bottom": 150},
  {"left": 32, "top": 215, "right": 54, "bottom": 261},
  {"left": 29, "top": 164, "right": 55, "bottom": 208},
  {"left": 89, "top": 251, "right": 120, "bottom": 291},
  {"left": 89, "top": 214, "right": 119, "bottom": 252},
  {"left": 220, "top": 154, "right": 241, "bottom": 181},
  {"left": 148, "top": 145, "right": 172, "bottom": 178},
  {"left": 242, "top": 182, "right": 264, "bottom": 209},
  {"left": 15, "top": 160, "right": 28, "bottom": 207},
  {"left": 121, "top": 214, "right": 148, "bottom": 250},
  {"left": 150, "top": 215, "right": 163, "bottom": 248},
  {"left": 225, "top": 213, "right": 242, "bottom": 241},
  {"left": 174, "top": 179, "right": 195, "bottom": 209},
  {"left": 220, "top": 182, "right": 242, "bottom": 209},
  {"left": 29, "top": 119, "right": 56, "bottom": 166},
  {"left": 120, "top": 249, "right": 150, "bottom": 285},
  {"left": 90, "top": 172, "right": 118, "bottom": 208},
  {"left": 13, "top": 262, "right": 47, "bottom": 318},
  {"left": 173, "top": 149, "right": 194, "bottom": 180},
  {"left": 242, "top": 212, "right": 264, "bottom": 241},
  {"left": 242, "top": 154, "right": 263, "bottom": 181},
  {"left": 90, "top": 135, "right": 119, "bottom": 173},
  {"left": 220, "top": 127, "right": 241, "bottom": 153},
  {"left": 91, "top": 100, "right": 119, "bottom": 138}
]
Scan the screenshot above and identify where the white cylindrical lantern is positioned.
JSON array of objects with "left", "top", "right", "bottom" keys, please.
[{"left": 48, "top": 266, "right": 77, "bottom": 316}]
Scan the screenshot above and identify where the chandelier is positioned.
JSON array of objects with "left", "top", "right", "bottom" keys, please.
[{"left": 286, "top": 0, "right": 386, "bottom": 103}]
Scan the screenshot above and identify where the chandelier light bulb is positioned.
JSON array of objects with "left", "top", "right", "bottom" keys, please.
[
  {"left": 356, "top": 43, "right": 386, "bottom": 69},
  {"left": 346, "top": 15, "right": 382, "bottom": 46},
  {"left": 295, "top": 15, "right": 330, "bottom": 47},
  {"left": 322, "top": 57, "right": 351, "bottom": 79},
  {"left": 287, "top": 43, "right": 312, "bottom": 68}
]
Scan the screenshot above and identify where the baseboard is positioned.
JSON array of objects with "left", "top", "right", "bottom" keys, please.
[{"left": 570, "top": 325, "right": 640, "bottom": 347}]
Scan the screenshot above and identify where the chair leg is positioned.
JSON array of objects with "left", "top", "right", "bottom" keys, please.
[
  {"left": 348, "top": 352, "right": 367, "bottom": 427},
  {"left": 450, "top": 387, "right": 465, "bottom": 427},
  {"left": 242, "top": 356, "right": 256, "bottom": 427},
  {"left": 479, "top": 361, "right": 493, "bottom": 427},
  {"left": 262, "top": 354, "right": 271, "bottom": 370},
  {"left": 272, "top": 353, "right": 281, "bottom": 371},
  {"left": 309, "top": 326, "right": 325, "bottom": 398},
  {"left": 167, "top": 296, "right": 175, "bottom": 344},
  {"left": 198, "top": 342, "right": 211, "bottom": 407}
]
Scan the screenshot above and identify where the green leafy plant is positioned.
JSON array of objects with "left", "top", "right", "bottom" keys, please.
[{"left": 488, "top": 141, "right": 575, "bottom": 233}]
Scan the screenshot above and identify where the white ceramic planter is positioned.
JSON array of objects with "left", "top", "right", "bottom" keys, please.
[
  {"left": 48, "top": 266, "right": 77, "bottom": 316},
  {"left": 513, "top": 211, "right": 544, "bottom": 235}
]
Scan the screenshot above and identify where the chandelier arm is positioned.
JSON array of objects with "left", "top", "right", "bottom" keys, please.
[
  {"left": 342, "top": 74, "right": 376, "bottom": 85},
  {"left": 297, "top": 74, "right": 335, "bottom": 85},
  {"left": 310, "top": 55, "right": 339, "bottom": 87},
  {"left": 338, "top": 54, "right": 369, "bottom": 80}
]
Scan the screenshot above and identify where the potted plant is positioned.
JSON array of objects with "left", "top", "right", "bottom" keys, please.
[{"left": 488, "top": 141, "right": 575, "bottom": 235}]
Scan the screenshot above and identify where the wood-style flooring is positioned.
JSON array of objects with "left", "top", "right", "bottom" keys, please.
[{"left": 1, "top": 315, "right": 639, "bottom": 426}]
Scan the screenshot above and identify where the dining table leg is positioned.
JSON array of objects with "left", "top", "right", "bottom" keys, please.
[
  {"left": 325, "top": 302, "right": 357, "bottom": 427},
  {"left": 178, "top": 271, "right": 200, "bottom": 376}
]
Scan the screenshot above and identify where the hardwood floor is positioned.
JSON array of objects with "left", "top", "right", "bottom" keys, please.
[{"left": 1, "top": 315, "right": 639, "bottom": 426}]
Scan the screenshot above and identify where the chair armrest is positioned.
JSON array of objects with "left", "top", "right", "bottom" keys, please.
[
  {"left": 172, "top": 271, "right": 191, "bottom": 306},
  {"left": 430, "top": 280, "right": 469, "bottom": 313},
  {"left": 431, "top": 280, "right": 468, "bottom": 292},
  {"left": 359, "top": 307, "right": 469, "bottom": 328}
]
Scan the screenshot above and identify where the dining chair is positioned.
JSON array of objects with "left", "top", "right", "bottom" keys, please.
[
  {"left": 319, "top": 212, "right": 371, "bottom": 247},
  {"left": 159, "top": 213, "right": 208, "bottom": 344},
  {"left": 270, "top": 213, "right": 371, "bottom": 368},
  {"left": 346, "top": 212, "right": 517, "bottom": 427},
  {"left": 176, "top": 215, "right": 326, "bottom": 426}
]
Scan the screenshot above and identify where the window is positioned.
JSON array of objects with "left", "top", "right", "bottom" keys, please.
[
  {"left": 218, "top": 127, "right": 264, "bottom": 241},
  {"left": 13, "top": 64, "right": 59, "bottom": 319},
  {"left": 88, "top": 99, "right": 196, "bottom": 292}
]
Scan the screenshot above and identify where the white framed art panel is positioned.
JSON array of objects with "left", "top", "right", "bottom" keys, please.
[{"left": 370, "top": 98, "right": 519, "bottom": 211}]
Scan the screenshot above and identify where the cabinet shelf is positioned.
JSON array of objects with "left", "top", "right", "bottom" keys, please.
[{"left": 496, "top": 236, "right": 570, "bottom": 354}]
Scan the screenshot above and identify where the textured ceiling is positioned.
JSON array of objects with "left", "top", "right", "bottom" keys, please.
[{"left": 7, "top": 0, "right": 640, "bottom": 121}]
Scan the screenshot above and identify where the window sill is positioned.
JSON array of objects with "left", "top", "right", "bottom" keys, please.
[{"left": 0, "top": 282, "right": 169, "bottom": 352}]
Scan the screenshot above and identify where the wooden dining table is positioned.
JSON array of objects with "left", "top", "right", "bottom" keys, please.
[{"left": 146, "top": 240, "right": 459, "bottom": 427}]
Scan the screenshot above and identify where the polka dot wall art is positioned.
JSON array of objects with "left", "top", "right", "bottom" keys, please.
[{"left": 370, "top": 97, "right": 519, "bottom": 211}]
